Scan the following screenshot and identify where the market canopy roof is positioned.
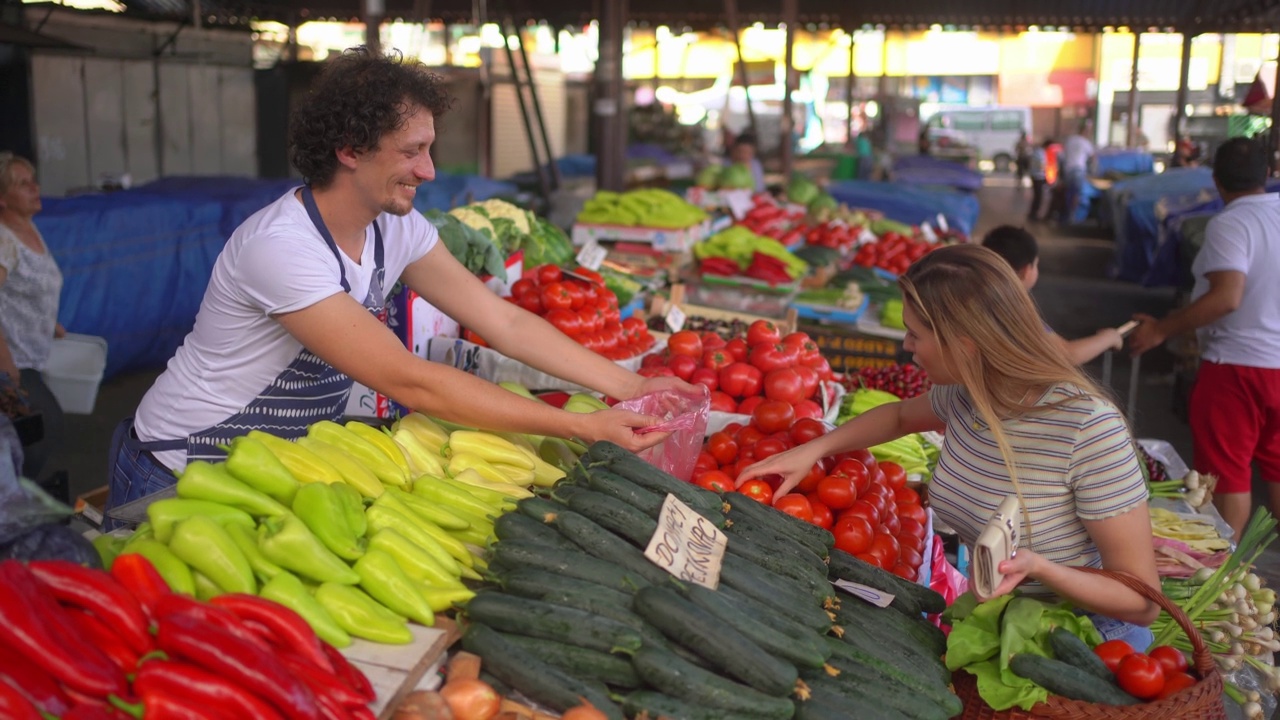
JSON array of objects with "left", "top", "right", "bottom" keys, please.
[{"left": 108, "top": 0, "right": 1280, "bottom": 32}]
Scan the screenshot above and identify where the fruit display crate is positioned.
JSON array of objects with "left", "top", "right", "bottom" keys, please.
[
  {"left": 800, "top": 320, "right": 913, "bottom": 372},
  {"left": 648, "top": 284, "right": 798, "bottom": 337},
  {"left": 571, "top": 219, "right": 713, "bottom": 253}
]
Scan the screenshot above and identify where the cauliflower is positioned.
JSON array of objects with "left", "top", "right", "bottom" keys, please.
[
  {"left": 476, "top": 199, "right": 532, "bottom": 234},
  {"left": 448, "top": 207, "right": 496, "bottom": 238}
]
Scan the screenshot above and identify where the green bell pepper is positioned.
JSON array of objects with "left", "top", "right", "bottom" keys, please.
[
  {"left": 192, "top": 571, "right": 223, "bottom": 601},
  {"left": 258, "top": 512, "right": 360, "bottom": 585},
  {"left": 259, "top": 571, "right": 351, "bottom": 648},
  {"left": 223, "top": 521, "right": 286, "bottom": 583},
  {"left": 366, "top": 530, "right": 464, "bottom": 589},
  {"left": 166, "top": 515, "right": 256, "bottom": 595},
  {"left": 328, "top": 481, "right": 368, "bottom": 538},
  {"left": 291, "top": 483, "right": 366, "bottom": 561},
  {"left": 175, "top": 460, "right": 290, "bottom": 518},
  {"left": 353, "top": 548, "right": 437, "bottom": 626},
  {"left": 146, "top": 498, "right": 254, "bottom": 544},
  {"left": 315, "top": 582, "right": 412, "bottom": 645},
  {"left": 223, "top": 434, "right": 301, "bottom": 505}
]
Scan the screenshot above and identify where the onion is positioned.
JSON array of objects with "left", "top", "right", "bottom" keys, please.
[{"left": 439, "top": 678, "right": 501, "bottom": 720}]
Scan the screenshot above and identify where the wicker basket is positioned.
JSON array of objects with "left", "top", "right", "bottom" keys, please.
[{"left": 951, "top": 568, "right": 1225, "bottom": 720}]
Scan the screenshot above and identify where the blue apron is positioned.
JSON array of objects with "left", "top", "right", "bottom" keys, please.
[{"left": 105, "top": 187, "right": 388, "bottom": 521}]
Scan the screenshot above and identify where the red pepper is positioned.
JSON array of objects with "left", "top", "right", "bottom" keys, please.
[
  {"left": 155, "top": 613, "right": 320, "bottom": 720},
  {"left": 152, "top": 593, "right": 272, "bottom": 654},
  {"left": 321, "top": 642, "right": 375, "bottom": 704},
  {"left": 135, "top": 694, "right": 224, "bottom": 720},
  {"left": 347, "top": 705, "right": 377, "bottom": 720},
  {"left": 133, "top": 659, "right": 284, "bottom": 720},
  {"left": 29, "top": 560, "right": 153, "bottom": 657},
  {"left": 0, "top": 639, "right": 71, "bottom": 715},
  {"left": 109, "top": 554, "right": 171, "bottom": 617},
  {"left": 278, "top": 652, "right": 366, "bottom": 709},
  {"left": 0, "top": 561, "right": 126, "bottom": 698},
  {"left": 65, "top": 608, "right": 140, "bottom": 672},
  {"left": 0, "top": 680, "right": 42, "bottom": 720},
  {"left": 209, "top": 593, "right": 333, "bottom": 674}
]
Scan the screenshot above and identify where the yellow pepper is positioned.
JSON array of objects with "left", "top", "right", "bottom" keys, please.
[
  {"left": 447, "top": 431, "right": 534, "bottom": 471},
  {"left": 247, "top": 430, "right": 344, "bottom": 486}
]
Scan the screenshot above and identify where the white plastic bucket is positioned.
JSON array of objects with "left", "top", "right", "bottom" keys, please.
[{"left": 41, "top": 333, "right": 108, "bottom": 414}]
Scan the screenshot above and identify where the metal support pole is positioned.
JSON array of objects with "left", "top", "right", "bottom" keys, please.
[
  {"left": 724, "top": 0, "right": 758, "bottom": 140},
  {"left": 1271, "top": 39, "right": 1280, "bottom": 176},
  {"left": 595, "top": 0, "right": 627, "bottom": 191},
  {"left": 473, "top": 0, "right": 492, "bottom": 179},
  {"left": 781, "top": 0, "right": 798, "bottom": 179},
  {"left": 514, "top": 22, "right": 561, "bottom": 189},
  {"left": 845, "top": 32, "right": 857, "bottom": 145},
  {"left": 1125, "top": 32, "right": 1141, "bottom": 148},
  {"left": 1172, "top": 32, "right": 1193, "bottom": 145},
  {"left": 503, "top": 24, "right": 551, "bottom": 201},
  {"left": 1127, "top": 354, "right": 1142, "bottom": 431}
]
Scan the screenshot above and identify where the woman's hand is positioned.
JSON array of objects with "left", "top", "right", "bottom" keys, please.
[
  {"left": 734, "top": 443, "right": 824, "bottom": 498},
  {"left": 575, "top": 408, "right": 670, "bottom": 453},
  {"left": 975, "top": 548, "right": 1045, "bottom": 602},
  {"left": 627, "top": 374, "right": 702, "bottom": 401}
]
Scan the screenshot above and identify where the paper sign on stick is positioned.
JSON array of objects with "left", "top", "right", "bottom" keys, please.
[{"left": 644, "top": 495, "right": 728, "bottom": 589}]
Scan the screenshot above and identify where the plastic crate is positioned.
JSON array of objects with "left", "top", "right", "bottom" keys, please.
[
  {"left": 41, "top": 334, "right": 108, "bottom": 414},
  {"left": 800, "top": 321, "right": 912, "bottom": 372}
]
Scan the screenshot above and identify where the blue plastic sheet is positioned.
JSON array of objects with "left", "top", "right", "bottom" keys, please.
[
  {"left": 556, "top": 154, "right": 597, "bottom": 178},
  {"left": 1108, "top": 169, "right": 1217, "bottom": 285},
  {"left": 1094, "top": 149, "right": 1155, "bottom": 177},
  {"left": 891, "top": 157, "right": 984, "bottom": 193},
  {"left": 826, "top": 179, "right": 981, "bottom": 236},
  {"left": 39, "top": 174, "right": 517, "bottom": 379}
]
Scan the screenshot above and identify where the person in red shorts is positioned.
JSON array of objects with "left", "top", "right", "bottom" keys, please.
[{"left": 1129, "top": 137, "right": 1280, "bottom": 540}]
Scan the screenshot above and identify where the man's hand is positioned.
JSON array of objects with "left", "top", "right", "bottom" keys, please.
[
  {"left": 1, "top": 363, "right": 19, "bottom": 386},
  {"left": 575, "top": 408, "right": 670, "bottom": 453},
  {"left": 54, "top": 323, "right": 66, "bottom": 339},
  {"left": 1127, "top": 313, "right": 1167, "bottom": 356}
]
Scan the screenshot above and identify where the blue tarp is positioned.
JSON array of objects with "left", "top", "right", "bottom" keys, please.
[
  {"left": 1108, "top": 169, "right": 1218, "bottom": 285},
  {"left": 39, "top": 173, "right": 517, "bottom": 380},
  {"left": 826, "top": 179, "right": 981, "bottom": 236},
  {"left": 1095, "top": 149, "right": 1155, "bottom": 177},
  {"left": 1158, "top": 178, "right": 1280, "bottom": 288},
  {"left": 891, "top": 156, "right": 984, "bottom": 193}
]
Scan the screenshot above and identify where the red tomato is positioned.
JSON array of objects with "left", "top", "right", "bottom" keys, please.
[
  {"left": 829, "top": 458, "right": 871, "bottom": 496},
  {"left": 706, "top": 432, "right": 739, "bottom": 465},
  {"left": 541, "top": 282, "right": 573, "bottom": 311},
  {"left": 869, "top": 533, "right": 901, "bottom": 567},
  {"left": 1093, "top": 639, "right": 1137, "bottom": 673},
  {"left": 754, "top": 437, "right": 788, "bottom": 460},
  {"left": 763, "top": 368, "right": 805, "bottom": 405},
  {"left": 781, "top": 332, "right": 812, "bottom": 350},
  {"left": 694, "top": 451, "right": 718, "bottom": 475},
  {"left": 724, "top": 338, "right": 749, "bottom": 362},
  {"left": 696, "top": 470, "right": 734, "bottom": 493},
  {"left": 792, "top": 399, "right": 824, "bottom": 421},
  {"left": 719, "top": 362, "right": 760, "bottom": 399},
  {"left": 1116, "top": 653, "right": 1165, "bottom": 700},
  {"left": 622, "top": 316, "right": 647, "bottom": 334},
  {"left": 723, "top": 422, "right": 744, "bottom": 434},
  {"left": 690, "top": 367, "right": 719, "bottom": 392},
  {"left": 774, "top": 494, "right": 813, "bottom": 523},
  {"left": 833, "top": 515, "right": 874, "bottom": 555},
  {"left": 516, "top": 293, "right": 543, "bottom": 314},
  {"left": 795, "top": 464, "right": 826, "bottom": 494},
  {"left": 844, "top": 449, "right": 877, "bottom": 473},
  {"left": 844, "top": 499, "right": 880, "bottom": 526},
  {"left": 544, "top": 308, "right": 582, "bottom": 336},
  {"left": 748, "top": 343, "right": 793, "bottom": 373},
  {"left": 668, "top": 331, "right": 703, "bottom": 359},
  {"left": 739, "top": 480, "right": 774, "bottom": 505},
  {"left": 563, "top": 281, "right": 585, "bottom": 310},
  {"left": 793, "top": 365, "right": 820, "bottom": 399},
  {"left": 789, "top": 418, "right": 827, "bottom": 445},
  {"left": 572, "top": 266, "right": 603, "bottom": 284},
  {"left": 880, "top": 512, "right": 901, "bottom": 536},
  {"left": 709, "top": 391, "right": 738, "bottom": 413},
  {"left": 1148, "top": 646, "right": 1189, "bottom": 676},
  {"left": 880, "top": 461, "right": 908, "bottom": 490},
  {"left": 893, "top": 486, "right": 921, "bottom": 505},
  {"left": 897, "top": 501, "right": 928, "bottom": 527},
  {"left": 736, "top": 396, "right": 765, "bottom": 416},
  {"left": 668, "top": 354, "right": 699, "bottom": 382},
  {"left": 1157, "top": 672, "right": 1197, "bottom": 699},
  {"left": 890, "top": 563, "right": 918, "bottom": 581},
  {"left": 577, "top": 306, "right": 602, "bottom": 333},
  {"left": 734, "top": 424, "right": 765, "bottom": 448},
  {"left": 808, "top": 498, "right": 834, "bottom": 529},
  {"left": 899, "top": 517, "right": 927, "bottom": 541},
  {"left": 899, "top": 546, "right": 924, "bottom": 572},
  {"left": 535, "top": 264, "right": 562, "bottom": 285},
  {"left": 510, "top": 278, "right": 538, "bottom": 298},
  {"left": 752, "top": 400, "right": 796, "bottom": 434},
  {"left": 702, "top": 348, "right": 733, "bottom": 372},
  {"left": 817, "top": 475, "right": 857, "bottom": 510},
  {"left": 855, "top": 551, "right": 886, "bottom": 569},
  {"left": 701, "top": 332, "right": 727, "bottom": 351},
  {"left": 746, "top": 319, "right": 782, "bottom": 346}
]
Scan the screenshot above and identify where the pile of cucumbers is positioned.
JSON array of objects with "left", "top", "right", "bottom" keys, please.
[{"left": 459, "top": 441, "right": 960, "bottom": 720}]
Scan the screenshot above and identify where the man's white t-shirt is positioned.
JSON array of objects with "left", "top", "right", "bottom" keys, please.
[
  {"left": 1060, "top": 135, "right": 1095, "bottom": 173},
  {"left": 1192, "top": 193, "right": 1280, "bottom": 369},
  {"left": 134, "top": 189, "right": 438, "bottom": 471}
]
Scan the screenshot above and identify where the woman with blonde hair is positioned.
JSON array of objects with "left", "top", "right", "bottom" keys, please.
[
  {"left": 0, "top": 151, "right": 65, "bottom": 483},
  {"left": 737, "top": 244, "right": 1159, "bottom": 643}
]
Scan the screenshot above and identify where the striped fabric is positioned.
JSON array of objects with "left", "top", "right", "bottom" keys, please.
[{"left": 927, "top": 383, "right": 1147, "bottom": 596}]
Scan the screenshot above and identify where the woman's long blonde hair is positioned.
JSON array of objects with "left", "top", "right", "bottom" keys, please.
[{"left": 899, "top": 244, "right": 1114, "bottom": 533}]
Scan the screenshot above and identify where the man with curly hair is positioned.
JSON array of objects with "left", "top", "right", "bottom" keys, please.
[{"left": 106, "top": 48, "right": 693, "bottom": 515}]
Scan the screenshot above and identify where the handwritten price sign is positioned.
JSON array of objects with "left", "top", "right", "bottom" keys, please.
[
  {"left": 832, "top": 578, "right": 896, "bottom": 608},
  {"left": 644, "top": 495, "right": 727, "bottom": 589}
]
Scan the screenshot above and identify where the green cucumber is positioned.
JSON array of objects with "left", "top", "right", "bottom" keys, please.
[
  {"left": 552, "top": 509, "right": 671, "bottom": 585},
  {"left": 515, "top": 496, "right": 564, "bottom": 523},
  {"left": 460, "top": 623, "right": 623, "bottom": 719},
  {"left": 495, "top": 632, "right": 641, "bottom": 688},
  {"left": 581, "top": 440, "right": 632, "bottom": 465},
  {"left": 825, "top": 636, "right": 960, "bottom": 714},
  {"left": 489, "top": 566, "right": 634, "bottom": 607},
  {"left": 725, "top": 517, "right": 830, "bottom": 567},
  {"left": 794, "top": 680, "right": 899, "bottom": 720},
  {"left": 720, "top": 552, "right": 835, "bottom": 628},
  {"left": 633, "top": 585, "right": 798, "bottom": 697},
  {"left": 835, "top": 620, "right": 950, "bottom": 687},
  {"left": 727, "top": 534, "right": 834, "bottom": 601},
  {"left": 1049, "top": 627, "right": 1114, "bottom": 682},
  {"left": 833, "top": 587, "right": 945, "bottom": 656},
  {"left": 676, "top": 581, "right": 830, "bottom": 669},
  {"left": 725, "top": 492, "right": 834, "bottom": 551},
  {"left": 585, "top": 467, "right": 664, "bottom": 516},
  {"left": 719, "top": 584, "right": 835, "bottom": 635},
  {"left": 488, "top": 544, "right": 649, "bottom": 592},
  {"left": 492, "top": 511, "right": 580, "bottom": 551},
  {"left": 827, "top": 548, "right": 945, "bottom": 615},
  {"left": 622, "top": 690, "right": 778, "bottom": 720},
  {"left": 800, "top": 674, "right": 924, "bottom": 720},
  {"left": 600, "top": 454, "right": 723, "bottom": 512},
  {"left": 565, "top": 488, "right": 659, "bottom": 547},
  {"left": 1009, "top": 653, "right": 1141, "bottom": 706},
  {"left": 463, "top": 591, "right": 643, "bottom": 655},
  {"left": 547, "top": 482, "right": 588, "bottom": 504},
  {"left": 630, "top": 644, "right": 795, "bottom": 718}
]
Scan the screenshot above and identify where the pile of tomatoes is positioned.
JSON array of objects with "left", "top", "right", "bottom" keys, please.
[
  {"left": 851, "top": 232, "right": 940, "bottom": 276},
  {"left": 639, "top": 320, "right": 835, "bottom": 419},
  {"left": 693, "top": 405, "right": 929, "bottom": 582},
  {"left": 1093, "top": 639, "right": 1197, "bottom": 701},
  {"left": 502, "top": 264, "right": 656, "bottom": 360}
]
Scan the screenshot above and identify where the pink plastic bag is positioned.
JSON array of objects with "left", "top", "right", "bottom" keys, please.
[
  {"left": 928, "top": 532, "right": 969, "bottom": 632},
  {"left": 616, "top": 387, "right": 710, "bottom": 482}
]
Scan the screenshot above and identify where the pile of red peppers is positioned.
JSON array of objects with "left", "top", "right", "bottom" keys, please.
[{"left": 0, "top": 557, "right": 376, "bottom": 720}]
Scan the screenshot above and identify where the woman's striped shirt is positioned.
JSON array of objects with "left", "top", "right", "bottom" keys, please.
[{"left": 927, "top": 383, "right": 1147, "bottom": 596}]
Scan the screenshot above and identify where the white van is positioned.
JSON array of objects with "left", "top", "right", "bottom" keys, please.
[{"left": 921, "top": 105, "right": 1032, "bottom": 172}]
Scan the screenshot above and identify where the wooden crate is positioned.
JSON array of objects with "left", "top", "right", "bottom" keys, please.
[{"left": 648, "top": 284, "right": 798, "bottom": 337}]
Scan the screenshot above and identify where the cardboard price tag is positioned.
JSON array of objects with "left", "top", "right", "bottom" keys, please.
[
  {"left": 664, "top": 304, "right": 687, "bottom": 333},
  {"left": 575, "top": 239, "right": 608, "bottom": 271},
  {"left": 721, "top": 189, "right": 755, "bottom": 220},
  {"left": 644, "top": 495, "right": 728, "bottom": 589},
  {"left": 832, "top": 579, "right": 895, "bottom": 608}
]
